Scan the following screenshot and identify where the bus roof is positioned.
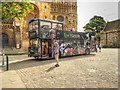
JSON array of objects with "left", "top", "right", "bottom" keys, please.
[{"left": 29, "top": 18, "right": 63, "bottom": 24}]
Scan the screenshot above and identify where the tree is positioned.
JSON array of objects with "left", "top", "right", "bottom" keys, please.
[
  {"left": 2, "top": 2, "right": 34, "bottom": 21},
  {"left": 83, "top": 15, "right": 106, "bottom": 33},
  {"left": 2, "top": 2, "right": 34, "bottom": 48},
  {"left": 83, "top": 15, "right": 106, "bottom": 42}
]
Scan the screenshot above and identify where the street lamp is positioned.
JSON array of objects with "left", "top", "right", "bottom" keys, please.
[{"left": 13, "top": 18, "right": 20, "bottom": 48}]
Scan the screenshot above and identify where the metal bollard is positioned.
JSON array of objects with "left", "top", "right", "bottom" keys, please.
[
  {"left": 2, "top": 53, "right": 5, "bottom": 66},
  {"left": 6, "top": 55, "right": 9, "bottom": 71}
]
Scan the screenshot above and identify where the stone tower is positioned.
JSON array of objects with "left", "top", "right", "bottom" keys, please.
[{"left": 26, "top": 1, "right": 77, "bottom": 30}]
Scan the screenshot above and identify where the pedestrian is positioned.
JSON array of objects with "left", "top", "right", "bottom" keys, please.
[
  {"left": 95, "top": 43, "right": 98, "bottom": 52},
  {"left": 50, "top": 29, "right": 56, "bottom": 40},
  {"left": 42, "top": 41, "right": 45, "bottom": 55},
  {"left": 54, "top": 41, "right": 60, "bottom": 67},
  {"left": 98, "top": 43, "right": 101, "bottom": 52},
  {"left": 49, "top": 43, "right": 52, "bottom": 57}
]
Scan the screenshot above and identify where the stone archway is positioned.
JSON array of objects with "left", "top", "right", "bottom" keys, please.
[
  {"left": 26, "top": 13, "right": 35, "bottom": 29},
  {"left": 26, "top": 3, "right": 39, "bottom": 30},
  {"left": 32, "top": 3, "right": 39, "bottom": 18},
  {"left": 2, "top": 33, "right": 9, "bottom": 48}
]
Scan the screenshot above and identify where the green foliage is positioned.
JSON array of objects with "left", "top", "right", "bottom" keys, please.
[
  {"left": 84, "top": 29, "right": 93, "bottom": 32},
  {"left": 96, "top": 33, "right": 101, "bottom": 41},
  {"left": 2, "top": 2, "right": 34, "bottom": 21},
  {"left": 110, "top": 42, "right": 119, "bottom": 48},
  {"left": 84, "top": 15, "right": 106, "bottom": 42},
  {"left": 0, "top": 3, "right": 2, "bottom": 18},
  {"left": 83, "top": 15, "right": 106, "bottom": 33},
  {"left": 84, "top": 23, "right": 93, "bottom": 30},
  {"left": 102, "top": 45, "right": 108, "bottom": 48}
]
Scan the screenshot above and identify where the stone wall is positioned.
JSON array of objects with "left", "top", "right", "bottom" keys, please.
[
  {"left": 22, "top": 40, "right": 29, "bottom": 52},
  {"left": 101, "top": 30, "right": 120, "bottom": 47}
]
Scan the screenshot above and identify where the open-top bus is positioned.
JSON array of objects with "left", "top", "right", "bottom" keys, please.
[{"left": 28, "top": 18, "right": 96, "bottom": 59}]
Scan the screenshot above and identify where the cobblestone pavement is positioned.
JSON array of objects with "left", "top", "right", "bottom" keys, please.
[{"left": 2, "top": 49, "right": 118, "bottom": 88}]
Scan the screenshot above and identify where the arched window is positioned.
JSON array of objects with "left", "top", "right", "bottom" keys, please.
[
  {"left": 26, "top": 14, "right": 35, "bottom": 29},
  {"left": 57, "top": 16, "right": 64, "bottom": 22},
  {"left": 2, "top": 33, "right": 9, "bottom": 48},
  {"left": 45, "top": 16, "right": 47, "bottom": 19},
  {"left": 52, "top": 15, "right": 55, "bottom": 20},
  {"left": 66, "top": 16, "right": 68, "bottom": 20},
  {"left": 45, "top": 5, "right": 47, "bottom": 9},
  {"left": 54, "top": 8, "right": 56, "bottom": 12}
]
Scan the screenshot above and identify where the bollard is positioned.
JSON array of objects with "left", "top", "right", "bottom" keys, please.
[
  {"left": 6, "top": 55, "right": 9, "bottom": 71},
  {"left": 2, "top": 53, "right": 5, "bottom": 66}
]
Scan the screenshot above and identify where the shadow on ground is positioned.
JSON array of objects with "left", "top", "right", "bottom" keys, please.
[
  {"left": 46, "top": 66, "right": 56, "bottom": 72},
  {"left": 9, "top": 54, "right": 96, "bottom": 70}
]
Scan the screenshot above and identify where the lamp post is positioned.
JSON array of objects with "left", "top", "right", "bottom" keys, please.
[{"left": 13, "top": 18, "right": 20, "bottom": 48}]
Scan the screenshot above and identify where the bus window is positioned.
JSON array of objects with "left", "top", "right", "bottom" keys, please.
[
  {"left": 52, "top": 23, "right": 63, "bottom": 30},
  {"left": 29, "top": 31, "right": 37, "bottom": 38},
  {"left": 30, "top": 38, "right": 39, "bottom": 48},
  {"left": 40, "top": 21, "right": 51, "bottom": 29},
  {"left": 41, "top": 25, "right": 50, "bottom": 28},
  {"left": 29, "top": 20, "right": 38, "bottom": 31}
]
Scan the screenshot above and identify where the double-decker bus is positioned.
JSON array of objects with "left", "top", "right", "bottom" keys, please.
[{"left": 28, "top": 18, "right": 96, "bottom": 59}]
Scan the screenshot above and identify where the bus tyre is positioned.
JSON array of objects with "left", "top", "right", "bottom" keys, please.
[
  {"left": 34, "top": 56, "right": 40, "bottom": 59},
  {"left": 85, "top": 48, "right": 90, "bottom": 55}
]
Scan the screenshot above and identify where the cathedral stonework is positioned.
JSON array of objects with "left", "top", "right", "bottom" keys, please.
[
  {"left": 2, "top": 2, "right": 77, "bottom": 50},
  {"left": 27, "top": 2, "right": 77, "bottom": 30}
]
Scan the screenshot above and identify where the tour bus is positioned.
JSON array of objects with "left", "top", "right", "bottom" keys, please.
[{"left": 28, "top": 18, "right": 96, "bottom": 59}]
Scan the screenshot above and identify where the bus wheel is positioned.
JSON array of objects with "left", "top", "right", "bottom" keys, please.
[
  {"left": 34, "top": 56, "right": 40, "bottom": 59},
  {"left": 85, "top": 48, "right": 90, "bottom": 55}
]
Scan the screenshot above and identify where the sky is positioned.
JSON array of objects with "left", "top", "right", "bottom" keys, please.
[{"left": 77, "top": 0, "right": 119, "bottom": 32}]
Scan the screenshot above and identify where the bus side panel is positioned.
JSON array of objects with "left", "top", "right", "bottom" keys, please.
[{"left": 59, "top": 40, "right": 85, "bottom": 57}]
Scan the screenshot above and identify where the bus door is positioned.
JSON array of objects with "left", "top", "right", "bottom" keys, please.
[
  {"left": 41, "top": 39, "right": 53, "bottom": 58},
  {"left": 29, "top": 38, "right": 40, "bottom": 57}
]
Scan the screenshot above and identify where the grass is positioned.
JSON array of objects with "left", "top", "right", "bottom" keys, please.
[
  {"left": 0, "top": 50, "right": 27, "bottom": 56},
  {"left": 4, "top": 51, "right": 27, "bottom": 55}
]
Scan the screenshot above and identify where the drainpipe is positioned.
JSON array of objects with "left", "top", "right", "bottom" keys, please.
[
  {"left": 13, "top": 18, "right": 16, "bottom": 48},
  {"left": 106, "top": 32, "right": 107, "bottom": 46}
]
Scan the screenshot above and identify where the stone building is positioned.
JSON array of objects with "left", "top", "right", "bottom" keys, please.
[
  {"left": 101, "top": 19, "right": 120, "bottom": 47},
  {"left": 2, "top": 1, "right": 77, "bottom": 50}
]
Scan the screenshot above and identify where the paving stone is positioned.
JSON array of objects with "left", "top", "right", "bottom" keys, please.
[{"left": 2, "top": 49, "right": 118, "bottom": 88}]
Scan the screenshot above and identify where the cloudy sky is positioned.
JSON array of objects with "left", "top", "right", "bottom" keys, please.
[{"left": 77, "top": 0, "right": 119, "bottom": 32}]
